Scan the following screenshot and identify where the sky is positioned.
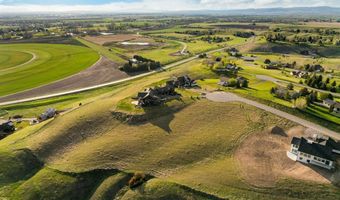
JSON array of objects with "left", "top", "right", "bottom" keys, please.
[{"left": 0, "top": 0, "right": 340, "bottom": 14}]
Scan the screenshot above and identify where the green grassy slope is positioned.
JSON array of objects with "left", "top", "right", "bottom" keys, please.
[
  {"left": 0, "top": 50, "right": 32, "bottom": 70},
  {"left": 0, "top": 43, "right": 100, "bottom": 97},
  {"left": 1, "top": 88, "right": 339, "bottom": 199}
]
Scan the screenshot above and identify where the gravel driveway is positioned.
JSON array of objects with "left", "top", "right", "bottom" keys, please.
[{"left": 206, "top": 92, "right": 340, "bottom": 140}]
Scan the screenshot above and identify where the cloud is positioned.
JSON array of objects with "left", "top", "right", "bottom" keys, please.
[{"left": 0, "top": 0, "right": 339, "bottom": 14}]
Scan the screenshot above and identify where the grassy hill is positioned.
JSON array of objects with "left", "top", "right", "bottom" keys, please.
[{"left": 0, "top": 79, "right": 339, "bottom": 199}]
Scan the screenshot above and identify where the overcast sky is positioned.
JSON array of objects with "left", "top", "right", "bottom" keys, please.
[{"left": 0, "top": 0, "right": 340, "bottom": 13}]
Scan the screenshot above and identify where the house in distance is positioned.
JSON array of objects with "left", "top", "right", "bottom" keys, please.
[
  {"left": 38, "top": 108, "right": 57, "bottom": 122},
  {"left": 0, "top": 120, "right": 16, "bottom": 139},
  {"left": 136, "top": 75, "right": 196, "bottom": 107}
]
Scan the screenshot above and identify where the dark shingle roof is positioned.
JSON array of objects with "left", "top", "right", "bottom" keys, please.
[
  {"left": 326, "top": 138, "right": 340, "bottom": 152},
  {"left": 298, "top": 138, "right": 335, "bottom": 161},
  {"left": 291, "top": 137, "right": 301, "bottom": 146}
]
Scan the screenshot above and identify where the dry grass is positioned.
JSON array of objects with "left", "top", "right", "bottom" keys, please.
[
  {"left": 235, "top": 126, "right": 337, "bottom": 188},
  {"left": 84, "top": 34, "right": 142, "bottom": 45}
]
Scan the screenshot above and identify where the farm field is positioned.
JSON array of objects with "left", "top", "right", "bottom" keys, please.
[{"left": 0, "top": 43, "right": 100, "bottom": 97}]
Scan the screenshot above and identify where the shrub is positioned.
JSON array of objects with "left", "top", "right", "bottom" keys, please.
[
  {"left": 241, "top": 80, "right": 249, "bottom": 88},
  {"left": 294, "top": 97, "right": 308, "bottom": 110},
  {"left": 264, "top": 59, "right": 271, "bottom": 64},
  {"left": 228, "top": 78, "right": 237, "bottom": 87},
  {"left": 128, "top": 173, "right": 146, "bottom": 188},
  {"left": 287, "top": 83, "right": 294, "bottom": 90}
]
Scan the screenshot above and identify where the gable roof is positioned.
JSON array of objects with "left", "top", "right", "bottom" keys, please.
[
  {"left": 291, "top": 137, "right": 301, "bottom": 146},
  {"left": 334, "top": 102, "right": 340, "bottom": 109},
  {"left": 323, "top": 99, "right": 335, "bottom": 105},
  {"left": 298, "top": 138, "right": 335, "bottom": 161},
  {"left": 326, "top": 138, "right": 340, "bottom": 152}
]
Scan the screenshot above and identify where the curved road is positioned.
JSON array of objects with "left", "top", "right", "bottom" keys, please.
[
  {"left": 177, "top": 41, "right": 188, "bottom": 55},
  {"left": 206, "top": 92, "right": 339, "bottom": 139}
]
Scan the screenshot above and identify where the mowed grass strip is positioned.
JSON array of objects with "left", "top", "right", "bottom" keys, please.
[
  {"left": 0, "top": 50, "right": 33, "bottom": 70},
  {"left": 0, "top": 43, "right": 99, "bottom": 97}
]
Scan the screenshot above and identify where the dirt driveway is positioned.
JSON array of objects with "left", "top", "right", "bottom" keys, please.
[
  {"left": 0, "top": 57, "right": 129, "bottom": 103},
  {"left": 84, "top": 34, "right": 142, "bottom": 45}
]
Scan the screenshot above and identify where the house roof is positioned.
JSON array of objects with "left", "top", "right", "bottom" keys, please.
[
  {"left": 291, "top": 137, "right": 301, "bottom": 146},
  {"left": 323, "top": 99, "right": 335, "bottom": 105},
  {"left": 326, "top": 138, "right": 340, "bottom": 152},
  {"left": 298, "top": 138, "right": 335, "bottom": 161},
  {"left": 334, "top": 102, "right": 340, "bottom": 109}
]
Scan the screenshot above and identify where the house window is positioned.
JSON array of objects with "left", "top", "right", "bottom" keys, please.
[{"left": 325, "top": 161, "right": 330, "bottom": 165}]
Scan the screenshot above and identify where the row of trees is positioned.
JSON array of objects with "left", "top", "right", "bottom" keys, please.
[
  {"left": 273, "top": 27, "right": 340, "bottom": 36},
  {"left": 304, "top": 74, "right": 339, "bottom": 92},
  {"left": 234, "top": 31, "right": 255, "bottom": 38},
  {"left": 271, "top": 83, "right": 337, "bottom": 111},
  {"left": 265, "top": 32, "right": 339, "bottom": 46}
]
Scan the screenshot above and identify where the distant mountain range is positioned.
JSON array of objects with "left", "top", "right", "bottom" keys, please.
[
  {"left": 2, "top": 6, "right": 340, "bottom": 17},
  {"left": 172, "top": 7, "right": 340, "bottom": 16}
]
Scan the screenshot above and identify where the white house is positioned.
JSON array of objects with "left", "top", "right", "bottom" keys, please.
[{"left": 287, "top": 135, "right": 340, "bottom": 170}]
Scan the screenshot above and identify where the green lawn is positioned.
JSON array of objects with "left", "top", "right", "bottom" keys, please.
[
  {"left": 0, "top": 50, "right": 33, "bottom": 70},
  {"left": 0, "top": 43, "right": 100, "bottom": 97}
]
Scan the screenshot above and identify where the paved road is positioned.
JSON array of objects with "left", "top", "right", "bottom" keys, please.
[
  {"left": 256, "top": 75, "right": 340, "bottom": 98},
  {"left": 206, "top": 92, "right": 340, "bottom": 139}
]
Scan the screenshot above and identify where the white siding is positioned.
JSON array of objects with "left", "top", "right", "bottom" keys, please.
[{"left": 296, "top": 152, "right": 334, "bottom": 170}]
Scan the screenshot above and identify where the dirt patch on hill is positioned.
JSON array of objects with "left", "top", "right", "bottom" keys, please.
[
  {"left": 84, "top": 34, "right": 142, "bottom": 45},
  {"left": 235, "top": 126, "right": 336, "bottom": 187}
]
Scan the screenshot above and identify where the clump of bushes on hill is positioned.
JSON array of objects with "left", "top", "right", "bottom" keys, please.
[
  {"left": 128, "top": 173, "right": 146, "bottom": 188},
  {"left": 201, "top": 36, "right": 230, "bottom": 43},
  {"left": 175, "top": 30, "right": 216, "bottom": 36},
  {"left": 304, "top": 64, "right": 324, "bottom": 72},
  {"left": 120, "top": 55, "right": 161, "bottom": 73},
  {"left": 198, "top": 53, "right": 207, "bottom": 58},
  {"left": 234, "top": 31, "right": 255, "bottom": 38}
]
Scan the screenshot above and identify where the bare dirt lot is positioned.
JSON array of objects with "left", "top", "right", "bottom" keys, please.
[
  {"left": 84, "top": 34, "right": 143, "bottom": 45},
  {"left": 235, "top": 126, "right": 340, "bottom": 187},
  {"left": 0, "top": 57, "right": 129, "bottom": 103}
]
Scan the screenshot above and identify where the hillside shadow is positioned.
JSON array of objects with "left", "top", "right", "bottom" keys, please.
[
  {"left": 141, "top": 98, "right": 189, "bottom": 134},
  {"left": 301, "top": 158, "right": 340, "bottom": 186}
]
